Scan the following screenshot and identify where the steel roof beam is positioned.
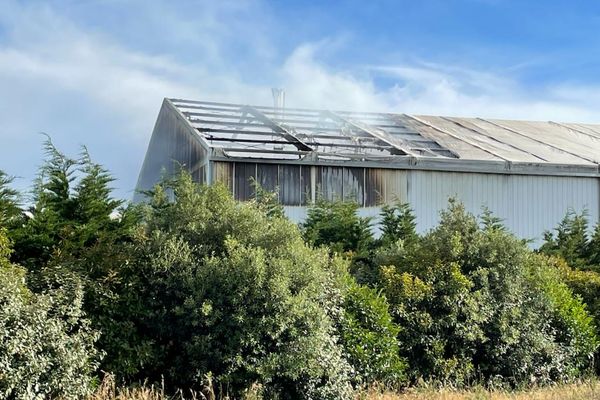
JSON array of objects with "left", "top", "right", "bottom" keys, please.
[
  {"left": 201, "top": 136, "right": 392, "bottom": 150},
  {"left": 239, "top": 106, "right": 313, "bottom": 152},
  {"left": 196, "top": 127, "right": 381, "bottom": 142},
  {"left": 323, "top": 111, "right": 420, "bottom": 157}
]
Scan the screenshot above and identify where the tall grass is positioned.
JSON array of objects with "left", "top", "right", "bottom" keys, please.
[
  {"left": 361, "top": 380, "right": 600, "bottom": 400},
  {"left": 90, "top": 376, "right": 600, "bottom": 400}
]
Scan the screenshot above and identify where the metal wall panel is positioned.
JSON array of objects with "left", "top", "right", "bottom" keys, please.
[
  {"left": 234, "top": 162, "right": 256, "bottom": 200},
  {"left": 407, "top": 170, "right": 599, "bottom": 245},
  {"left": 279, "top": 164, "right": 302, "bottom": 205},
  {"left": 212, "top": 161, "right": 233, "bottom": 191},
  {"left": 316, "top": 166, "right": 365, "bottom": 204},
  {"left": 365, "top": 168, "right": 408, "bottom": 206},
  {"left": 206, "top": 161, "right": 599, "bottom": 247},
  {"left": 257, "top": 163, "right": 279, "bottom": 192},
  {"left": 316, "top": 166, "right": 343, "bottom": 201},
  {"left": 134, "top": 101, "right": 208, "bottom": 201},
  {"left": 342, "top": 167, "right": 365, "bottom": 205}
]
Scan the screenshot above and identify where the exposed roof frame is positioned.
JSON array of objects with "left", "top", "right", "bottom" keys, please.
[
  {"left": 199, "top": 134, "right": 393, "bottom": 150},
  {"left": 323, "top": 110, "right": 419, "bottom": 157},
  {"left": 239, "top": 106, "right": 313, "bottom": 152}
]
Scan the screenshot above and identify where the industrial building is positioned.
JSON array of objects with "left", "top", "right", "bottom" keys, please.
[{"left": 135, "top": 97, "right": 600, "bottom": 245}]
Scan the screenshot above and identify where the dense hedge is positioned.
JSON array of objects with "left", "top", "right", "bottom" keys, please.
[{"left": 1, "top": 142, "right": 600, "bottom": 398}]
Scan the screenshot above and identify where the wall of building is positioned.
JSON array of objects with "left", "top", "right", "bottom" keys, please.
[
  {"left": 211, "top": 160, "right": 600, "bottom": 246},
  {"left": 134, "top": 101, "right": 209, "bottom": 201}
]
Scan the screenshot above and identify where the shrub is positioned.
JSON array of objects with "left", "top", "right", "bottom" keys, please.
[
  {"left": 539, "top": 209, "right": 591, "bottom": 270},
  {"left": 525, "top": 254, "right": 598, "bottom": 377},
  {"left": 6, "top": 142, "right": 142, "bottom": 379},
  {"left": 379, "top": 201, "right": 418, "bottom": 247},
  {"left": 338, "top": 280, "right": 406, "bottom": 387},
  {"left": 0, "top": 171, "right": 20, "bottom": 225},
  {"left": 124, "top": 173, "right": 353, "bottom": 398},
  {"left": 302, "top": 198, "right": 373, "bottom": 255},
  {"left": 0, "top": 228, "right": 100, "bottom": 399},
  {"left": 377, "top": 200, "right": 598, "bottom": 385}
]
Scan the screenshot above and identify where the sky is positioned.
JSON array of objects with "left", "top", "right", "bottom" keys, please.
[{"left": 2, "top": 0, "right": 600, "bottom": 200}]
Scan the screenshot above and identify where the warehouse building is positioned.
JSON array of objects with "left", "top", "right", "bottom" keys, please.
[{"left": 135, "top": 97, "right": 600, "bottom": 245}]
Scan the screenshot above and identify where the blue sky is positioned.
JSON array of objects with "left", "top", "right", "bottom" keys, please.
[{"left": 2, "top": 0, "right": 600, "bottom": 200}]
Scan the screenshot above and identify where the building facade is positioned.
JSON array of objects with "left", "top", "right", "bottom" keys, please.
[{"left": 136, "top": 98, "right": 600, "bottom": 245}]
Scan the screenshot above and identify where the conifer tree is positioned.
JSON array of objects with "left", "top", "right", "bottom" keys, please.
[
  {"left": 379, "top": 201, "right": 418, "bottom": 246},
  {"left": 0, "top": 171, "right": 20, "bottom": 225}
]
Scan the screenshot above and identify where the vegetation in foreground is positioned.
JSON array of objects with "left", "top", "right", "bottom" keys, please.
[
  {"left": 88, "top": 376, "right": 600, "bottom": 400},
  {"left": 1, "top": 141, "right": 600, "bottom": 398},
  {"left": 364, "top": 381, "right": 600, "bottom": 400}
]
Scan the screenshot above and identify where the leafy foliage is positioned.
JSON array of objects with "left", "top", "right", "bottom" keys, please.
[
  {"left": 0, "top": 227, "right": 100, "bottom": 399},
  {"left": 0, "top": 171, "right": 21, "bottom": 225},
  {"left": 378, "top": 200, "right": 598, "bottom": 385},
  {"left": 250, "top": 178, "right": 285, "bottom": 219},
  {"left": 303, "top": 198, "right": 373, "bottom": 255},
  {"left": 379, "top": 201, "right": 418, "bottom": 247},
  {"left": 7, "top": 140, "right": 141, "bottom": 379},
  {"left": 338, "top": 280, "right": 406, "bottom": 387},
  {"left": 123, "top": 173, "right": 353, "bottom": 398},
  {"left": 540, "top": 209, "right": 591, "bottom": 270},
  {"left": 3, "top": 140, "right": 600, "bottom": 396}
]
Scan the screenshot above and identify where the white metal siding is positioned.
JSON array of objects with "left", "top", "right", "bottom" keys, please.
[
  {"left": 408, "top": 171, "right": 599, "bottom": 246},
  {"left": 284, "top": 171, "right": 599, "bottom": 247}
]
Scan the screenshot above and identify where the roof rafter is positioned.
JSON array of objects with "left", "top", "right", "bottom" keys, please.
[
  {"left": 239, "top": 106, "right": 313, "bottom": 152},
  {"left": 323, "top": 111, "right": 420, "bottom": 157}
]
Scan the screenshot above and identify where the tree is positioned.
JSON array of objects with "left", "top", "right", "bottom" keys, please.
[
  {"left": 0, "top": 171, "right": 21, "bottom": 225},
  {"left": 379, "top": 201, "right": 418, "bottom": 247},
  {"left": 587, "top": 224, "right": 600, "bottom": 269},
  {"left": 7, "top": 140, "right": 141, "bottom": 379},
  {"left": 302, "top": 198, "right": 373, "bottom": 255},
  {"left": 539, "top": 209, "right": 590, "bottom": 270}
]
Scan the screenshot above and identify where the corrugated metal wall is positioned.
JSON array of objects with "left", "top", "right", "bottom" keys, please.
[
  {"left": 135, "top": 101, "right": 208, "bottom": 201},
  {"left": 212, "top": 161, "right": 408, "bottom": 206},
  {"left": 407, "top": 171, "right": 599, "bottom": 244},
  {"left": 212, "top": 160, "right": 600, "bottom": 245}
]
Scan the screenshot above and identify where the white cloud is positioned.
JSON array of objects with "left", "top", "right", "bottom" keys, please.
[{"left": 2, "top": 0, "right": 600, "bottom": 199}]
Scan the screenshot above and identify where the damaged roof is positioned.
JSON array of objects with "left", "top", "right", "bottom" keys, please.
[{"left": 169, "top": 98, "right": 600, "bottom": 169}]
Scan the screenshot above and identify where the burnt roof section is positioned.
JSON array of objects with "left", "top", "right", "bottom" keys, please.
[
  {"left": 171, "top": 98, "right": 457, "bottom": 161},
  {"left": 169, "top": 98, "right": 600, "bottom": 167}
]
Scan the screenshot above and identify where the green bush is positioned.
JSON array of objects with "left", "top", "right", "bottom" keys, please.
[
  {"left": 377, "top": 200, "right": 598, "bottom": 385},
  {"left": 5, "top": 142, "right": 142, "bottom": 379},
  {"left": 540, "top": 210, "right": 591, "bottom": 270},
  {"left": 302, "top": 198, "right": 373, "bottom": 255},
  {"left": 0, "top": 228, "right": 100, "bottom": 399},
  {"left": 379, "top": 201, "right": 418, "bottom": 247},
  {"left": 338, "top": 280, "right": 406, "bottom": 387},
  {"left": 123, "top": 173, "right": 353, "bottom": 398},
  {"left": 526, "top": 254, "right": 598, "bottom": 377},
  {"left": 380, "top": 258, "right": 484, "bottom": 385},
  {"left": 0, "top": 171, "right": 20, "bottom": 225}
]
